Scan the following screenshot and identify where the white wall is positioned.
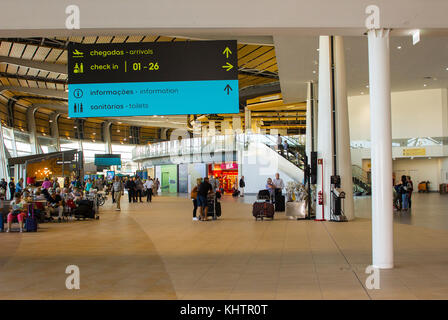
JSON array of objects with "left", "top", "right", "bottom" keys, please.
[
  {"left": 239, "top": 142, "right": 304, "bottom": 194},
  {"left": 393, "top": 158, "right": 441, "bottom": 191},
  {"left": 348, "top": 88, "right": 447, "bottom": 140}
]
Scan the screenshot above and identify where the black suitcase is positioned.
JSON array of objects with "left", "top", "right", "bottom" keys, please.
[
  {"left": 275, "top": 194, "right": 285, "bottom": 212},
  {"left": 257, "top": 189, "right": 271, "bottom": 200},
  {"left": 74, "top": 200, "right": 95, "bottom": 219}
]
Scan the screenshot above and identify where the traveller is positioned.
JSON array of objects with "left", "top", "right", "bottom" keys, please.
[
  {"left": 15, "top": 178, "right": 24, "bottom": 194},
  {"left": 277, "top": 134, "right": 284, "bottom": 156},
  {"left": 143, "top": 177, "right": 154, "bottom": 203},
  {"left": 46, "top": 189, "right": 64, "bottom": 222},
  {"left": 0, "top": 178, "right": 7, "bottom": 200},
  {"left": 52, "top": 178, "right": 60, "bottom": 191},
  {"left": 42, "top": 178, "right": 52, "bottom": 190},
  {"left": 135, "top": 177, "right": 144, "bottom": 202},
  {"left": 154, "top": 178, "right": 160, "bottom": 196},
  {"left": 239, "top": 176, "right": 245, "bottom": 197},
  {"left": 266, "top": 177, "right": 275, "bottom": 201},
  {"left": 407, "top": 176, "right": 414, "bottom": 209},
  {"left": 8, "top": 178, "right": 15, "bottom": 201},
  {"left": 112, "top": 176, "right": 124, "bottom": 211},
  {"left": 283, "top": 140, "right": 289, "bottom": 158},
  {"left": 6, "top": 193, "right": 27, "bottom": 233},
  {"left": 85, "top": 179, "right": 93, "bottom": 194},
  {"left": 209, "top": 175, "right": 219, "bottom": 193},
  {"left": 197, "top": 177, "right": 213, "bottom": 221},
  {"left": 125, "top": 177, "right": 136, "bottom": 203},
  {"left": 400, "top": 175, "right": 410, "bottom": 211},
  {"left": 191, "top": 178, "right": 202, "bottom": 221},
  {"left": 64, "top": 177, "right": 70, "bottom": 189},
  {"left": 273, "top": 173, "right": 285, "bottom": 191}
]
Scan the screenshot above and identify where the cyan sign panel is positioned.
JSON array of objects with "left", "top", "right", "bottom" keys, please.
[{"left": 68, "top": 40, "right": 239, "bottom": 117}]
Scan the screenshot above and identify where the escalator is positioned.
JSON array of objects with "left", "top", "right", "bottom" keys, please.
[
  {"left": 260, "top": 135, "right": 307, "bottom": 170},
  {"left": 352, "top": 165, "right": 371, "bottom": 195}
]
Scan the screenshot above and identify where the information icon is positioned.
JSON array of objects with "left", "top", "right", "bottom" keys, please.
[{"left": 73, "top": 89, "right": 83, "bottom": 98}]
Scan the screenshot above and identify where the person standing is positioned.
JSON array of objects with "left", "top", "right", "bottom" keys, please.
[
  {"left": 135, "top": 177, "right": 144, "bottom": 203},
  {"left": 407, "top": 176, "right": 414, "bottom": 209},
  {"left": 191, "top": 178, "right": 202, "bottom": 221},
  {"left": 283, "top": 140, "right": 289, "bottom": 159},
  {"left": 277, "top": 134, "right": 284, "bottom": 157},
  {"left": 239, "top": 176, "right": 245, "bottom": 197},
  {"left": 112, "top": 176, "right": 124, "bottom": 211},
  {"left": 15, "top": 178, "right": 24, "bottom": 194},
  {"left": 400, "top": 175, "right": 410, "bottom": 211},
  {"left": 273, "top": 173, "right": 285, "bottom": 191},
  {"left": 0, "top": 178, "right": 7, "bottom": 199},
  {"left": 8, "top": 178, "right": 15, "bottom": 201},
  {"left": 85, "top": 179, "right": 93, "bottom": 194},
  {"left": 272, "top": 172, "right": 285, "bottom": 204},
  {"left": 143, "top": 178, "right": 154, "bottom": 203},
  {"left": 197, "top": 177, "right": 213, "bottom": 221},
  {"left": 153, "top": 178, "right": 160, "bottom": 196},
  {"left": 125, "top": 177, "right": 136, "bottom": 203},
  {"left": 41, "top": 177, "right": 52, "bottom": 190}
]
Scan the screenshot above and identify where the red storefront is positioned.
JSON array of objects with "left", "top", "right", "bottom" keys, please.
[{"left": 208, "top": 162, "right": 238, "bottom": 194}]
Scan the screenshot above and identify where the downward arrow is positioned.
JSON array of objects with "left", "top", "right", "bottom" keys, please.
[{"left": 224, "top": 84, "right": 232, "bottom": 95}]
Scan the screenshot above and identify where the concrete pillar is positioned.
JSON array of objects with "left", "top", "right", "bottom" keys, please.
[
  {"left": 50, "top": 112, "right": 60, "bottom": 151},
  {"left": 26, "top": 107, "right": 39, "bottom": 154},
  {"left": 0, "top": 122, "right": 9, "bottom": 180},
  {"left": 244, "top": 107, "right": 251, "bottom": 132},
  {"left": 315, "top": 36, "right": 334, "bottom": 221},
  {"left": 305, "top": 81, "right": 318, "bottom": 159},
  {"left": 102, "top": 121, "right": 112, "bottom": 154},
  {"left": 367, "top": 29, "right": 394, "bottom": 269},
  {"left": 334, "top": 36, "right": 355, "bottom": 221}
]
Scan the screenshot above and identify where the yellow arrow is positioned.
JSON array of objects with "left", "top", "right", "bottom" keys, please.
[
  {"left": 223, "top": 47, "right": 232, "bottom": 58},
  {"left": 222, "top": 62, "right": 233, "bottom": 71}
]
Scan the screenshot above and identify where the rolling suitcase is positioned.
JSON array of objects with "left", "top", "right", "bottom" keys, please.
[
  {"left": 275, "top": 193, "right": 285, "bottom": 212},
  {"left": 25, "top": 204, "right": 38, "bottom": 232},
  {"left": 252, "top": 201, "right": 275, "bottom": 220}
]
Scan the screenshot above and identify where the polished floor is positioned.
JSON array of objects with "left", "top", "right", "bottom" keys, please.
[{"left": 1, "top": 193, "right": 448, "bottom": 299}]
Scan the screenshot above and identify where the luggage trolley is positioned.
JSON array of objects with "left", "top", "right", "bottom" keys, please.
[{"left": 206, "top": 192, "right": 221, "bottom": 220}]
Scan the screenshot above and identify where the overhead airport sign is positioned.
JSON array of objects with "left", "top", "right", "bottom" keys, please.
[{"left": 67, "top": 40, "right": 239, "bottom": 118}]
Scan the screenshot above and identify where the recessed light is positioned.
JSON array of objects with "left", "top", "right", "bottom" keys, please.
[
  {"left": 316, "top": 48, "right": 320, "bottom": 52},
  {"left": 366, "top": 85, "right": 369, "bottom": 88},
  {"left": 92, "top": 132, "right": 96, "bottom": 135},
  {"left": 117, "top": 129, "right": 120, "bottom": 133},
  {"left": 423, "top": 84, "right": 427, "bottom": 87},
  {"left": 312, "top": 70, "right": 316, "bottom": 74},
  {"left": 361, "top": 92, "right": 364, "bottom": 95},
  {"left": 397, "top": 46, "right": 402, "bottom": 50},
  {"left": 446, "top": 67, "right": 448, "bottom": 71}
]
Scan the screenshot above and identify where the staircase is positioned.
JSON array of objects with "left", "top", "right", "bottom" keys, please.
[{"left": 352, "top": 164, "right": 371, "bottom": 195}]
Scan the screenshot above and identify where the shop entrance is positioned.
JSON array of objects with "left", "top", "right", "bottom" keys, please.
[{"left": 208, "top": 163, "right": 238, "bottom": 194}]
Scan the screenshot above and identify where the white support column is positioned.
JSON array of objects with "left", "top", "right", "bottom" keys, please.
[
  {"left": 244, "top": 107, "right": 251, "bottom": 133},
  {"left": 102, "top": 121, "right": 112, "bottom": 154},
  {"left": 305, "top": 81, "right": 317, "bottom": 159},
  {"left": 368, "top": 29, "right": 394, "bottom": 269},
  {"left": 316, "top": 36, "right": 334, "bottom": 221},
  {"left": 26, "top": 106, "right": 39, "bottom": 154},
  {"left": 334, "top": 36, "right": 355, "bottom": 221},
  {"left": 50, "top": 112, "right": 60, "bottom": 151}
]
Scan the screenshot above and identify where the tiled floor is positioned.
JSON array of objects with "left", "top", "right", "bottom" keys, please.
[{"left": 1, "top": 193, "right": 448, "bottom": 299}]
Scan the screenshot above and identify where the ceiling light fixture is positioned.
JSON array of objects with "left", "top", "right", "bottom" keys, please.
[
  {"left": 397, "top": 46, "right": 402, "bottom": 50},
  {"left": 423, "top": 84, "right": 427, "bottom": 87}
]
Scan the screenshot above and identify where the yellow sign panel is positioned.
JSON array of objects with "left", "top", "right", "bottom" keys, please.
[{"left": 403, "top": 148, "right": 426, "bottom": 156}]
